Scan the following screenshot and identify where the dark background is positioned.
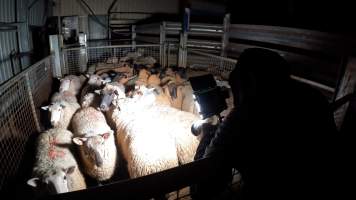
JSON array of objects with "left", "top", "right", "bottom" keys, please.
[{"left": 182, "top": 0, "right": 355, "bottom": 34}]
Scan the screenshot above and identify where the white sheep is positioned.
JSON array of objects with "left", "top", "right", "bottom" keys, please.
[
  {"left": 27, "top": 128, "right": 86, "bottom": 194},
  {"left": 59, "top": 75, "right": 86, "bottom": 95},
  {"left": 80, "top": 74, "right": 106, "bottom": 108},
  {"left": 51, "top": 91, "right": 78, "bottom": 104},
  {"left": 71, "top": 107, "right": 117, "bottom": 181},
  {"left": 42, "top": 100, "right": 80, "bottom": 129},
  {"left": 106, "top": 98, "right": 179, "bottom": 178},
  {"left": 130, "top": 88, "right": 206, "bottom": 164}
]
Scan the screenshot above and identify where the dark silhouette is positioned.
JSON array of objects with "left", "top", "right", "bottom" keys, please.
[{"left": 193, "top": 48, "right": 338, "bottom": 199}]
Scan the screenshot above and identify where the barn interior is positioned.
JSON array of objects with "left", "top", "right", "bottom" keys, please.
[{"left": 0, "top": 0, "right": 354, "bottom": 199}]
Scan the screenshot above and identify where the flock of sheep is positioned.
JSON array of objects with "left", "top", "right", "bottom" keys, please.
[{"left": 26, "top": 53, "right": 223, "bottom": 197}]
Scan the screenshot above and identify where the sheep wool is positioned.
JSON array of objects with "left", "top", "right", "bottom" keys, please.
[{"left": 29, "top": 128, "right": 86, "bottom": 193}]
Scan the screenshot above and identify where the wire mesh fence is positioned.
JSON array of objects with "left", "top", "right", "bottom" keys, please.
[
  {"left": 62, "top": 44, "right": 161, "bottom": 75},
  {"left": 187, "top": 49, "right": 237, "bottom": 79},
  {"left": 0, "top": 55, "right": 53, "bottom": 191}
]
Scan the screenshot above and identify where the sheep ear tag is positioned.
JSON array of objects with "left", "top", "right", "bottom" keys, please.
[
  {"left": 27, "top": 178, "right": 40, "bottom": 187},
  {"left": 94, "top": 90, "right": 101, "bottom": 95},
  {"left": 41, "top": 106, "right": 49, "bottom": 110}
]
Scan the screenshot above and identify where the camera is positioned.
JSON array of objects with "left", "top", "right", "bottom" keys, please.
[{"left": 189, "top": 74, "right": 229, "bottom": 119}]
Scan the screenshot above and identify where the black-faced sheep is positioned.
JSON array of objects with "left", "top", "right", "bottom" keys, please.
[
  {"left": 27, "top": 128, "right": 86, "bottom": 194},
  {"left": 71, "top": 107, "right": 117, "bottom": 181}
]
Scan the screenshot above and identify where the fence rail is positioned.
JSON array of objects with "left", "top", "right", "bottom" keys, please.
[{"left": 0, "top": 55, "right": 53, "bottom": 191}]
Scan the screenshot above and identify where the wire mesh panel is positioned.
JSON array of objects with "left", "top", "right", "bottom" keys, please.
[
  {"left": 28, "top": 57, "right": 53, "bottom": 127},
  {"left": 62, "top": 44, "right": 161, "bottom": 75},
  {"left": 0, "top": 56, "right": 53, "bottom": 191},
  {"left": 166, "top": 43, "right": 179, "bottom": 67},
  {"left": 187, "top": 49, "right": 237, "bottom": 79}
]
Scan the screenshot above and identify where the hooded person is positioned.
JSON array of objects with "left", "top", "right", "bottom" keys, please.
[{"left": 192, "top": 48, "right": 337, "bottom": 199}]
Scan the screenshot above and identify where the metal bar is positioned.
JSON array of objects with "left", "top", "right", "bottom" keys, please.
[
  {"left": 221, "top": 14, "right": 230, "bottom": 57},
  {"left": 131, "top": 25, "right": 136, "bottom": 50},
  {"left": 63, "top": 44, "right": 161, "bottom": 51},
  {"left": 24, "top": 73, "right": 41, "bottom": 132},
  {"left": 160, "top": 22, "right": 166, "bottom": 67},
  {"left": 190, "top": 50, "right": 238, "bottom": 64},
  {"left": 290, "top": 75, "right": 335, "bottom": 93}
]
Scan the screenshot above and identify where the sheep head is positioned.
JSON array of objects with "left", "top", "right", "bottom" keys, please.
[
  {"left": 27, "top": 166, "right": 76, "bottom": 194},
  {"left": 98, "top": 82, "right": 126, "bottom": 111},
  {"left": 73, "top": 130, "right": 114, "bottom": 167},
  {"left": 42, "top": 102, "right": 66, "bottom": 127}
]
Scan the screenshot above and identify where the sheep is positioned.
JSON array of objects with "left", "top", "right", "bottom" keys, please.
[
  {"left": 104, "top": 87, "right": 204, "bottom": 167},
  {"left": 59, "top": 75, "right": 86, "bottom": 96},
  {"left": 147, "top": 74, "right": 161, "bottom": 86},
  {"left": 135, "top": 56, "right": 156, "bottom": 68},
  {"left": 95, "top": 66, "right": 133, "bottom": 78},
  {"left": 135, "top": 68, "right": 150, "bottom": 86},
  {"left": 27, "top": 128, "right": 86, "bottom": 195},
  {"left": 51, "top": 91, "right": 78, "bottom": 104},
  {"left": 80, "top": 74, "right": 106, "bottom": 108},
  {"left": 180, "top": 83, "right": 199, "bottom": 115},
  {"left": 41, "top": 100, "right": 80, "bottom": 129},
  {"left": 99, "top": 82, "right": 126, "bottom": 112},
  {"left": 71, "top": 107, "right": 117, "bottom": 181},
  {"left": 106, "top": 56, "right": 118, "bottom": 64},
  {"left": 104, "top": 96, "right": 179, "bottom": 178}
]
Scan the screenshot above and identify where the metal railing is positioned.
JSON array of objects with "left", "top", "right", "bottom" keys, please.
[
  {"left": 0, "top": 55, "right": 53, "bottom": 191},
  {"left": 62, "top": 44, "right": 161, "bottom": 75}
]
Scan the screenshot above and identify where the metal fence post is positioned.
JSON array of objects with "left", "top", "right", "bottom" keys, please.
[
  {"left": 221, "top": 13, "right": 230, "bottom": 57},
  {"left": 179, "top": 8, "right": 190, "bottom": 68},
  {"left": 132, "top": 25, "right": 136, "bottom": 50},
  {"left": 160, "top": 22, "right": 166, "bottom": 67},
  {"left": 49, "top": 35, "right": 63, "bottom": 77},
  {"left": 24, "top": 73, "right": 41, "bottom": 132}
]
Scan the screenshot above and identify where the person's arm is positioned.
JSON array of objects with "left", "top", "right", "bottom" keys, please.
[{"left": 204, "top": 108, "right": 241, "bottom": 160}]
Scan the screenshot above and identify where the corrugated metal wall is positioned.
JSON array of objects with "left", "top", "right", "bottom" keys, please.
[
  {"left": 0, "top": 0, "right": 47, "bottom": 84},
  {"left": 28, "top": 0, "right": 47, "bottom": 26},
  {"left": 0, "top": 0, "right": 18, "bottom": 84},
  {"left": 53, "top": 0, "right": 179, "bottom": 16}
]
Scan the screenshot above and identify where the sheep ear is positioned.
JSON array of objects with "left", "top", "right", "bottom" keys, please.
[
  {"left": 65, "top": 166, "right": 76, "bottom": 175},
  {"left": 41, "top": 106, "right": 49, "bottom": 110},
  {"left": 72, "top": 137, "right": 84, "bottom": 145},
  {"left": 27, "top": 178, "right": 40, "bottom": 187},
  {"left": 102, "top": 132, "right": 110, "bottom": 139}
]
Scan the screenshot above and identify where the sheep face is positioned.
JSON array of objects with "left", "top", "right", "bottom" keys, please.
[
  {"left": 42, "top": 103, "right": 65, "bottom": 127},
  {"left": 27, "top": 166, "right": 76, "bottom": 194},
  {"left": 59, "top": 79, "right": 71, "bottom": 93},
  {"left": 99, "top": 83, "right": 125, "bottom": 111},
  {"left": 73, "top": 131, "right": 114, "bottom": 167}
]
